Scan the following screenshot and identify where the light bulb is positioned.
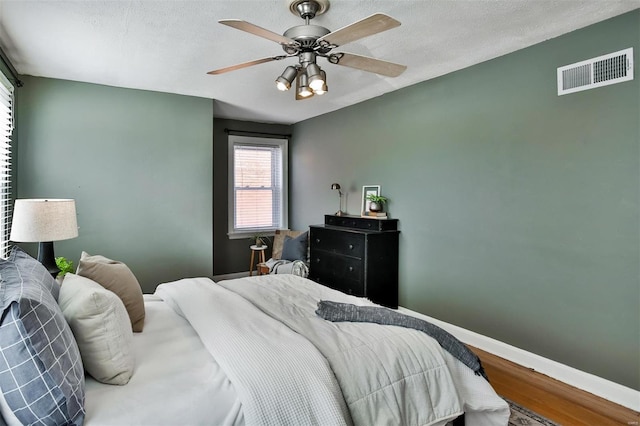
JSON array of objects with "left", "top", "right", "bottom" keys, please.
[
  {"left": 276, "top": 80, "right": 290, "bottom": 91},
  {"left": 274, "top": 66, "right": 298, "bottom": 91},
  {"left": 313, "top": 71, "right": 327, "bottom": 94},
  {"left": 297, "top": 72, "right": 314, "bottom": 98},
  {"left": 307, "top": 63, "right": 324, "bottom": 91},
  {"left": 299, "top": 86, "right": 313, "bottom": 97}
]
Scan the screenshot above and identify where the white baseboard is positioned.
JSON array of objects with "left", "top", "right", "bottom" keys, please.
[{"left": 398, "top": 306, "right": 640, "bottom": 412}]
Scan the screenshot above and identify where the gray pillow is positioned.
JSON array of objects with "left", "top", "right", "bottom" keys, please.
[
  {"left": 76, "top": 252, "right": 145, "bottom": 332},
  {"left": 0, "top": 247, "right": 85, "bottom": 425},
  {"left": 281, "top": 231, "right": 308, "bottom": 261},
  {"left": 10, "top": 245, "right": 60, "bottom": 301}
]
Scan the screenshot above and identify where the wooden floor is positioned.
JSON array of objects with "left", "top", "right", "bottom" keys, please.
[{"left": 470, "top": 346, "right": 640, "bottom": 425}]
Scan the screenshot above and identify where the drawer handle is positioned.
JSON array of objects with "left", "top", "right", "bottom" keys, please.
[
  {"left": 316, "top": 238, "right": 321, "bottom": 243},
  {"left": 348, "top": 244, "right": 354, "bottom": 250},
  {"left": 315, "top": 258, "right": 321, "bottom": 263},
  {"left": 348, "top": 266, "right": 353, "bottom": 272}
]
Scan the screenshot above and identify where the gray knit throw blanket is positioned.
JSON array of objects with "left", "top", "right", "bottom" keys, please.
[{"left": 315, "top": 301, "right": 488, "bottom": 381}]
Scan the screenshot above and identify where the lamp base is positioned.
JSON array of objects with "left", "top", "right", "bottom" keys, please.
[{"left": 37, "top": 241, "right": 60, "bottom": 277}]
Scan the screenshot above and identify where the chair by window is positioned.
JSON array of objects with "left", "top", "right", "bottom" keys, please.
[{"left": 257, "top": 229, "right": 308, "bottom": 276}]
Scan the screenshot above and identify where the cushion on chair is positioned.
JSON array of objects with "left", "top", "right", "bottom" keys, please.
[
  {"left": 271, "top": 230, "right": 305, "bottom": 260},
  {"left": 281, "top": 232, "right": 309, "bottom": 261}
]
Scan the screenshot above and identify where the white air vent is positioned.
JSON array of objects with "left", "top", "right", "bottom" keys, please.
[{"left": 557, "top": 48, "right": 634, "bottom": 95}]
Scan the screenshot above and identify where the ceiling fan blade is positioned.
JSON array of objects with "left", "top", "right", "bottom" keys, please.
[
  {"left": 219, "top": 19, "right": 298, "bottom": 47},
  {"left": 318, "top": 13, "right": 400, "bottom": 47},
  {"left": 331, "top": 52, "right": 406, "bottom": 77},
  {"left": 207, "top": 56, "right": 286, "bottom": 75}
]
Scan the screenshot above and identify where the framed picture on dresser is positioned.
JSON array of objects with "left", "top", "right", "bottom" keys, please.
[{"left": 361, "top": 185, "right": 380, "bottom": 214}]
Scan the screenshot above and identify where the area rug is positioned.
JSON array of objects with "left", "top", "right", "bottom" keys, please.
[{"left": 507, "top": 398, "right": 560, "bottom": 426}]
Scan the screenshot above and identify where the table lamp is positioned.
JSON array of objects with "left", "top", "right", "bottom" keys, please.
[
  {"left": 331, "top": 183, "right": 344, "bottom": 216},
  {"left": 10, "top": 199, "right": 78, "bottom": 276}
]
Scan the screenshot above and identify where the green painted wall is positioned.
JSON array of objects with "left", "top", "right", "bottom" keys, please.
[
  {"left": 16, "top": 77, "right": 213, "bottom": 292},
  {"left": 290, "top": 11, "right": 640, "bottom": 389}
]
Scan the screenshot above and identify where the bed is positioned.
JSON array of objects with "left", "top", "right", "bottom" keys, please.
[{"left": 0, "top": 248, "right": 510, "bottom": 426}]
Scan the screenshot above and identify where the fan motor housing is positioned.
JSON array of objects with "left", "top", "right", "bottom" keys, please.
[
  {"left": 283, "top": 25, "right": 331, "bottom": 50},
  {"left": 288, "top": 0, "right": 330, "bottom": 18}
]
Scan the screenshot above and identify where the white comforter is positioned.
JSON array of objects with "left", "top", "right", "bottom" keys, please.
[
  {"left": 157, "top": 275, "right": 509, "bottom": 426},
  {"left": 155, "top": 278, "right": 350, "bottom": 426}
]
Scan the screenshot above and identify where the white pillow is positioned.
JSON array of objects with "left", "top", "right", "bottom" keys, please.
[{"left": 58, "top": 273, "right": 135, "bottom": 385}]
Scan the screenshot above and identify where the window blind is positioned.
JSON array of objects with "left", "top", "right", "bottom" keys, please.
[
  {"left": 228, "top": 135, "right": 288, "bottom": 237},
  {"left": 0, "top": 71, "right": 13, "bottom": 258},
  {"left": 233, "top": 143, "right": 283, "bottom": 231}
]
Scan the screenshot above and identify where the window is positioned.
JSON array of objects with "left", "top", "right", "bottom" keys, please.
[
  {"left": 228, "top": 135, "right": 288, "bottom": 238},
  {"left": 0, "top": 71, "right": 13, "bottom": 258}
]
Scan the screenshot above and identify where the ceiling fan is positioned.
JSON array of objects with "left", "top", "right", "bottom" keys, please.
[{"left": 207, "top": 0, "right": 406, "bottom": 100}]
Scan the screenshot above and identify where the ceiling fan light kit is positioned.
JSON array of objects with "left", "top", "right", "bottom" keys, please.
[
  {"left": 208, "top": 0, "right": 406, "bottom": 100},
  {"left": 276, "top": 65, "right": 299, "bottom": 91},
  {"left": 306, "top": 63, "right": 324, "bottom": 90},
  {"left": 297, "top": 72, "right": 314, "bottom": 98},
  {"left": 315, "top": 70, "right": 328, "bottom": 94}
]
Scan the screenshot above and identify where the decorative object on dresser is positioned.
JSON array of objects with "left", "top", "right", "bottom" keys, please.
[
  {"left": 10, "top": 198, "right": 79, "bottom": 277},
  {"left": 309, "top": 214, "right": 399, "bottom": 308},
  {"left": 330, "top": 182, "right": 344, "bottom": 216},
  {"left": 361, "top": 185, "right": 381, "bottom": 215},
  {"left": 364, "top": 193, "right": 388, "bottom": 217}
]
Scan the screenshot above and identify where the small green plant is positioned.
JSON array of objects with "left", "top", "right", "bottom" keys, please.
[
  {"left": 249, "top": 234, "right": 270, "bottom": 247},
  {"left": 55, "top": 256, "right": 74, "bottom": 278},
  {"left": 366, "top": 194, "right": 388, "bottom": 204}
]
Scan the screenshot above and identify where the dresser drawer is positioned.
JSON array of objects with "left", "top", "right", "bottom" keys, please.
[
  {"left": 335, "top": 279, "right": 365, "bottom": 297},
  {"left": 312, "top": 275, "right": 364, "bottom": 297},
  {"left": 310, "top": 228, "right": 364, "bottom": 258},
  {"left": 309, "top": 250, "right": 363, "bottom": 285},
  {"left": 324, "top": 215, "right": 398, "bottom": 231}
]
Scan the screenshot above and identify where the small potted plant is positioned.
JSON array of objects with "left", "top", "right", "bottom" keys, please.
[
  {"left": 366, "top": 194, "right": 388, "bottom": 212},
  {"left": 249, "top": 234, "right": 270, "bottom": 248},
  {"left": 55, "top": 256, "right": 74, "bottom": 282}
]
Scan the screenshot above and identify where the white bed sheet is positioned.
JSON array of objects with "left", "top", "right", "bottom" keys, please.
[{"left": 84, "top": 295, "right": 243, "bottom": 426}]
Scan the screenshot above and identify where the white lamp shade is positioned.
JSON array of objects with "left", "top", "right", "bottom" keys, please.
[{"left": 10, "top": 199, "right": 78, "bottom": 242}]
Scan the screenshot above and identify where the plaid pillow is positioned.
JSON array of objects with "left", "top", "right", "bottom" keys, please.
[
  {"left": 7, "top": 247, "right": 61, "bottom": 300},
  {"left": 0, "top": 247, "right": 85, "bottom": 425}
]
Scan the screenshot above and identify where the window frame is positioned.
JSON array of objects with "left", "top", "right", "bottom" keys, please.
[{"left": 227, "top": 135, "right": 288, "bottom": 239}]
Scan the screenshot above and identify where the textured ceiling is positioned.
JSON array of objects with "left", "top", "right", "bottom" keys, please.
[{"left": 1, "top": 0, "right": 638, "bottom": 124}]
